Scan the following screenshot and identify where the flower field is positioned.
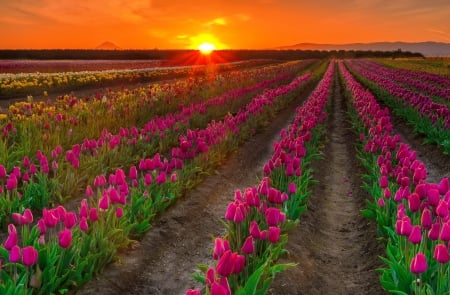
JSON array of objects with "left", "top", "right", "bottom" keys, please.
[{"left": 0, "top": 58, "right": 448, "bottom": 295}]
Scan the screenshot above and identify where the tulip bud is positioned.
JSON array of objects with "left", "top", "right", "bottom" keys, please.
[
  {"left": 9, "top": 245, "right": 21, "bottom": 263},
  {"left": 408, "top": 225, "right": 422, "bottom": 244},
  {"left": 58, "top": 229, "right": 72, "bottom": 249},
  {"left": 410, "top": 252, "right": 427, "bottom": 274},
  {"left": 80, "top": 217, "right": 88, "bottom": 232},
  {"left": 241, "top": 236, "right": 255, "bottom": 254},
  {"left": 268, "top": 226, "right": 281, "bottom": 243},
  {"left": 22, "top": 246, "right": 38, "bottom": 266}
]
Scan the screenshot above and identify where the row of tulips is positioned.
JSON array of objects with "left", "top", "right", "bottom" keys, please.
[
  {"left": 358, "top": 60, "right": 450, "bottom": 102},
  {"left": 185, "top": 61, "right": 335, "bottom": 295},
  {"left": 344, "top": 60, "right": 450, "bottom": 155},
  {"left": 346, "top": 60, "right": 450, "bottom": 127},
  {"left": 0, "top": 59, "right": 273, "bottom": 99},
  {"left": 1, "top": 60, "right": 312, "bottom": 161},
  {"left": 339, "top": 60, "right": 450, "bottom": 294},
  {"left": 0, "top": 66, "right": 307, "bottom": 227},
  {"left": 0, "top": 63, "right": 322, "bottom": 294}
]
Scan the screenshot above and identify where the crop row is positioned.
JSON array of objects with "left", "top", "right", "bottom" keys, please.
[
  {"left": 185, "top": 61, "right": 334, "bottom": 294},
  {"left": 0, "top": 60, "right": 274, "bottom": 99},
  {"left": 339, "top": 61, "right": 449, "bottom": 294},
  {"left": 0, "top": 61, "right": 324, "bottom": 294},
  {"left": 344, "top": 60, "right": 450, "bottom": 154}
]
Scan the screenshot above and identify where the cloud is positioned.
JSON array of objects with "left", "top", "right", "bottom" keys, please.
[{"left": 207, "top": 17, "right": 227, "bottom": 26}]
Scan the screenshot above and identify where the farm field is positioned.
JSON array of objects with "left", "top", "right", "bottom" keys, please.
[{"left": 0, "top": 57, "right": 449, "bottom": 295}]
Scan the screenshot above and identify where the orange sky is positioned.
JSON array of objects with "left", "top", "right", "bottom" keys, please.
[{"left": 0, "top": 0, "right": 449, "bottom": 49}]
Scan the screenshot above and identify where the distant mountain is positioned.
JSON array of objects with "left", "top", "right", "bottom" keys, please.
[
  {"left": 96, "top": 41, "right": 121, "bottom": 50},
  {"left": 276, "top": 42, "right": 450, "bottom": 57}
]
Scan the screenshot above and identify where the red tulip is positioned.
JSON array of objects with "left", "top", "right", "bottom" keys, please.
[
  {"left": 410, "top": 252, "right": 427, "bottom": 274},
  {"left": 58, "top": 229, "right": 72, "bottom": 249},
  {"left": 22, "top": 246, "right": 38, "bottom": 266},
  {"left": 433, "top": 244, "right": 450, "bottom": 264}
]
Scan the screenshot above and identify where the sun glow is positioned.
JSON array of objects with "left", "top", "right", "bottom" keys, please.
[{"left": 198, "top": 42, "right": 216, "bottom": 55}]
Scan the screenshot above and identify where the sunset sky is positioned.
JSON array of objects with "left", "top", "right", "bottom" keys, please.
[{"left": 1, "top": 0, "right": 449, "bottom": 49}]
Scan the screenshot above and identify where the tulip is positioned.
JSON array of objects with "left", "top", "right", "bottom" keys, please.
[
  {"left": 156, "top": 171, "right": 167, "bottom": 185},
  {"left": 89, "top": 208, "right": 99, "bottom": 222},
  {"left": 79, "top": 199, "right": 89, "bottom": 218},
  {"left": 129, "top": 166, "right": 138, "bottom": 180},
  {"left": 170, "top": 172, "right": 177, "bottom": 182},
  {"left": 80, "top": 217, "right": 88, "bottom": 232},
  {"left": 241, "top": 236, "right": 255, "bottom": 254},
  {"left": 268, "top": 226, "right": 281, "bottom": 243},
  {"left": 58, "top": 229, "right": 72, "bottom": 248},
  {"left": 288, "top": 182, "right": 296, "bottom": 194},
  {"left": 99, "top": 194, "right": 109, "bottom": 210},
  {"left": 6, "top": 175, "right": 17, "bottom": 191},
  {"left": 185, "top": 289, "right": 200, "bottom": 295},
  {"left": 249, "top": 221, "right": 261, "bottom": 239},
  {"left": 410, "top": 252, "right": 427, "bottom": 274},
  {"left": 408, "top": 193, "right": 420, "bottom": 212},
  {"left": 421, "top": 208, "right": 432, "bottom": 229},
  {"left": 22, "top": 246, "right": 38, "bottom": 266},
  {"left": 206, "top": 268, "right": 215, "bottom": 286},
  {"left": 378, "top": 198, "right": 385, "bottom": 207},
  {"left": 9, "top": 245, "right": 21, "bottom": 263},
  {"left": 144, "top": 173, "right": 152, "bottom": 186},
  {"left": 265, "top": 207, "right": 284, "bottom": 226},
  {"left": 43, "top": 209, "right": 58, "bottom": 228},
  {"left": 428, "top": 223, "right": 441, "bottom": 241},
  {"left": 64, "top": 212, "right": 77, "bottom": 229},
  {"left": 440, "top": 222, "right": 450, "bottom": 241},
  {"left": 439, "top": 177, "right": 449, "bottom": 195},
  {"left": 37, "top": 219, "right": 46, "bottom": 235},
  {"left": 379, "top": 175, "right": 388, "bottom": 189},
  {"left": 436, "top": 200, "right": 448, "bottom": 218},
  {"left": 4, "top": 231, "right": 18, "bottom": 250},
  {"left": 232, "top": 253, "right": 245, "bottom": 274},
  {"left": 213, "top": 238, "right": 230, "bottom": 260},
  {"left": 408, "top": 225, "right": 422, "bottom": 244},
  {"left": 85, "top": 185, "right": 94, "bottom": 197},
  {"left": 224, "top": 202, "right": 236, "bottom": 221},
  {"left": 116, "top": 207, "right": 124, "bottom": 218},
  {"left": 0, "top": 165, "right": 6, "bottom": 178},
  {"left": 233, "top": 206, "right": 245, "bottom": 223},
  {"left": 433, "top": 244, "right": 450, "bottom": 264},
  {"left": 216, "top": 250, "right": 234, "bottom": 277}
]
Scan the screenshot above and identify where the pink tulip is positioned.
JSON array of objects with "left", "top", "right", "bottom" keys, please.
[
  {"left": 429, "top": 223, "right": 441, "bottom": 241},
  {"left": 433, "top": 244, "right": 450, "bottom": 264},
  {"left": 265, "top": 207, "right": 285, "bottom": 226},
  {"left": 215, "top": 250, "right": 234, "bottom": 277},
  {"left": 129, "top": 166, "right": 138, "bottom": 180},
  {"left": 233, "top": 206, "right": 245, "bottom": 223},
  {"left": 185, "top": 289, "right": 200, "bottom": 295},
  {"left": 4, "top": 231, "right": 18, "bottom": 250},
  {"left": 144, "top": 173, "right": 152, "bottom": 186},
  {"left": 241, "top": 236, "right": 255, "bottom": 254},
  {"left": 43, "top": 209, "right": 58, "bottom": 228},
  {"left": 410, "top": 252, "right": 427, "bottom": 274},
  {"left": 85, "top": 185, "right": 94, "bottom": 197},
  {"left": 268, "top": 226, "right": 281, "bottom": 243},
  {"left": 408, "top": 193, "right": 420, "bottom": 212},
  {"left": 379, "top": 176, "right": 388, "bottom": 189},
  {"left": 421, "top": 208, "right": 432, "bottom": 229},
  {"left": 440, "top": 222, "right": 450, "bottom": 241},
  {"left": 224, "top": 203, "right": 236, "bottom": 221},
  {"left": 6, "top": 176, "right": 17, "bottom": 191},
  {"left": 80, "top": 217, "right": 88, "bottom": 232},
  {"left": 64, "top": 212, "right": 77, "bottom": 229},
  {"left": 378, "top": 198, "right": 385, "bottom": 207},
  {"left": 79, "top": 199, "right": 89, "bottom": 218},
  {"left": 288, "top": 182, "right": 296, "bottom": 194},
  {"left": 116, "top": 207, "right": 124, "bottom": 218},
  {"left": 156, "top": 171, "right": 167, "bottom": 185},
  {"left": 9, "top": 245, "right": 21, "bottom": 263},
  {"left": 0, "top": 165, "right": 6, "bottom": 178},
  {"left": 170, "top": 172, "right": 177, "bottom": 182},
  {"left": 408, "top": 225, "right": 422, "bottom": 244},
  {"left": 249, "top": 221, "right": 261, "bottom": 239},
  {"left": 213, "top": 238, "right": 230, "bottom": 260},
  {"left": 206, "top": 268, "right": 215, "bottom": 286},
  {"left": 99, "top": 194, "right": 109, "bottom": 210},
  {"left": 22, "top": 246, "right": 38, "bottom": 266},
  {"left": 37, "top": 219, "right": 46, "bottom": 235},
  {"left": 439, "top": 177, "right": 449, "bottom": 195},
  {"left": 436, "top": 201, "right": 448, "bottom": 218},
  {"left": 58, "top": 229, "right": 72, "bottom": 248},
  {"left": 89, "top": 208, "right": 99, "bottom": 222}
]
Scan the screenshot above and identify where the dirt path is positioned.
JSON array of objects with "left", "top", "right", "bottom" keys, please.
[
  {"left": 268, "top": 70, "right": 384, "bottom": 295},
  {"left": 73, "top": 81, "right": 317, "bottom": 295}
]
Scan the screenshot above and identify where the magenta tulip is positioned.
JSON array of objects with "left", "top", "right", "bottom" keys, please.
[
  {"left": 89, "top": 208, "right": 99, "bottom": 222},
  {"left": 116, "top": 207, "right": 124, "bottom": 218},
  {"left": 185, "top": 289, "right": 200, "bottom": 295},
  {"left": 58, "top": 229, "right": 72, "bottom": 248},
  {"left": 436, "top": 200, "right": 448, "bottom": 218},
  {"left": 440, "top": 222, "right": 450, "bottom": 242},
  {"left": 288, "top": 182, "right": 296, "bottom": 194},
  {"left": 215, "top": 250, "right": 234, "bottom": 277},
  {"left": 421, "top": 208, "right": 432, "bottom": 229},
  {"left": 64, "top": 212, "right": 77, "bottom": 229},
  {"left": 433, "top": 244, "right": 450, "bottom": 264},
  {"left": 80, "top": 217, "right": 88, "bottom": 232},
  {"left": 410, "top": 252, "right": 427, "bottom": 274},
  {"left": 4, "top": 231, "right": 18, "bottom": 250},
  {"left": 99, "top": 194, "right": 109, "bottom": 210},
  {"left": 37, "top": 219, "right": 46, "bottom": 235},
  {"left": 408, "top": 225, "right": 422, "bottom": 244},
  {"left": 268, "top": 226, "right": 281, "bottom": 243},
  {"left": 429, "top": 223, "right": 441, "bottom": 241},
  {"left": 85, "top": 185, "right": 94, "bottom": 197},
  {"left": 241, "top": 236, "right": 255, "bottom": 254},
  {"left": 9, "top": 245, "right": 21, "bottom": 263},
  {"left": 22, "top": 246, "right": 38, "bottom": 266}
]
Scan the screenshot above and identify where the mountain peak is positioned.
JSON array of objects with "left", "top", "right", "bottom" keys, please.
[{"left": 96, "top": 41, "right": 121, "bottom": 50}]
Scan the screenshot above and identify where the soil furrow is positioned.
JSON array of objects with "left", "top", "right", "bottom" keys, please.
[
  {"left": 268, "top": 70, "right": 384, "bottom": 295},
  {"left": 74, "top": 82, "right": 316, "bottom": 295}
]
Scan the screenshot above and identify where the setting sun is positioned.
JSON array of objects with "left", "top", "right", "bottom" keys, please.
[{"left": 198, "top": 42, "right": 216, "bottom": 55}]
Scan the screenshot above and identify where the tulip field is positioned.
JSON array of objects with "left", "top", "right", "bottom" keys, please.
[{"left": 0, "top": 57, "right": 449, "bottom": 294}]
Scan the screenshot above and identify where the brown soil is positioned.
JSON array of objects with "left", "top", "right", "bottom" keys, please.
[{"left": 267, "top": 70, "right": 385, "bottom": 295}]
